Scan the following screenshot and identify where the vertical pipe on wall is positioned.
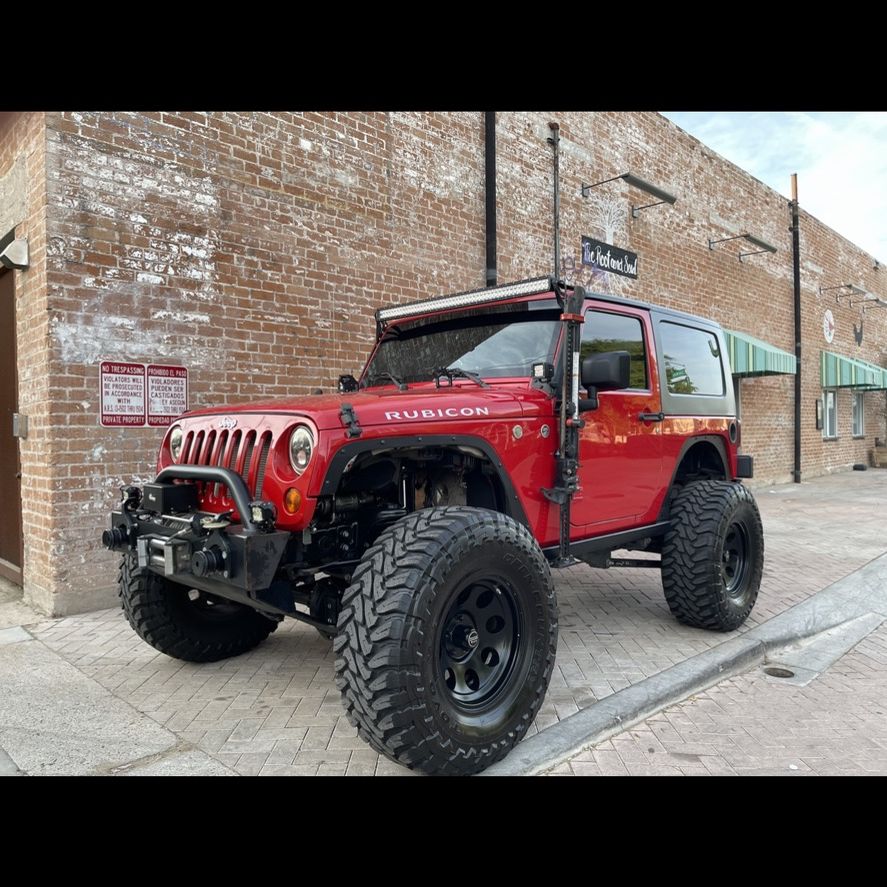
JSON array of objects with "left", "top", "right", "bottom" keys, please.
[
  {"left": 484, "top": 112, "right": 497, "bottom": 288},
  {"left": 548, "top": 121, "right": 560, "bottom": 279},
  {"left": 790, "top": 173, "right": 802, "bottom": 483}
]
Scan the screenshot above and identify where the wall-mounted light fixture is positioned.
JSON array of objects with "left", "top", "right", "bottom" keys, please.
[
  {"left": 820, "top": 283, "right": 867, "bottom": 304},
  {"left": 0, "top": 238, "right": 28, "bottom": 270},
  {"left": 708, "top": 232, "right": 777, "bottom": 263},
  {"left": 581, "top": 172, "right": 677, "bottom": 218}
]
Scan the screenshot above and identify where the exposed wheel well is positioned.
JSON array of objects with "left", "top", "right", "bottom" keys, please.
[
  {"left": 306, "top": 442, "right": 527, "bottom": 574},
  {"left": 673, "top": 439, "right": 729, "bottom": 485},
  {"left": 653, "top": 438, "right": 731, "bottom": 538},
  {"left": 334, "top": 445, "right": 511, "bottom": 516}
]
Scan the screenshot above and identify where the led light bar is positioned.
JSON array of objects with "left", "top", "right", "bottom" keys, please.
[{"left": 376, "top": 276, "right": 555, "bottom": 323}]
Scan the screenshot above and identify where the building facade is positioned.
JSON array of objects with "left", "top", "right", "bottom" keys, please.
[{"left": 1, "top": 111, "right": 884, "bottom": 615}]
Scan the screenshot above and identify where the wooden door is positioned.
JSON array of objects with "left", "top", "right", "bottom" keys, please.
[{"left": 0, "top": 269, "right": 23, "bottom": 584}]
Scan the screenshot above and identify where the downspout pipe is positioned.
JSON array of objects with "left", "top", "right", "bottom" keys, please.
[
  {"left": 790, "top": 173, "right": 802, "bottom": 483},
  {"left": 485, "top": 112, "right": 497, "bottom": 287},
  {"left": 547, "top": 121, "right": 560, "bottom": 279}
]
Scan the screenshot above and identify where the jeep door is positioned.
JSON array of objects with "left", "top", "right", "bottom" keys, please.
[{"left": 571, "top": 304, "right": 664, "bottom": 533}]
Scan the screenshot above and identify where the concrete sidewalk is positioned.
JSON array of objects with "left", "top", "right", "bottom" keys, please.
[{"left": 1, "top": 470, "right": 886, "bottom": 776}]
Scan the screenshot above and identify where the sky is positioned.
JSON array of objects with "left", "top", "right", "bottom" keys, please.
[{"left": 661, "top": 112, "right": 887, "bottom": 263}]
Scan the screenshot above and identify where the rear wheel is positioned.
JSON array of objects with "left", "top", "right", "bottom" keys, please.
[
  {"left": 334, "top": 507, "right": 558, "bottom": 776},
  {"left": 118, "top": 554, "right": 278, "bottom": 662},
  {"left": 660, "top": 480, "right": 763, "bottom": 631}
]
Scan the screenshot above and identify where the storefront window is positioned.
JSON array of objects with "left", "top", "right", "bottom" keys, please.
[
  {"left": 823, "top": 389, "right": 837, "bottom": 440},
  {"left": 852, "top": 392, "right": 865, "bottom": 437}
]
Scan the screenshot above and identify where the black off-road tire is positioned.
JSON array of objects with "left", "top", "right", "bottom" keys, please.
[
  {"left": 334, "top": 507, "right": 558, "bottom": 776},
  {"left": 661, "top": 480, "right": 764, "bottom": 631},
  {"left": 119, "top": 554, "right": 278, "bottom": 662}
]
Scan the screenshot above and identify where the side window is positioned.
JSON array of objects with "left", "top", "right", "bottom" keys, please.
[
  {"left": 581, "top": 311, "right": 648, "bottom": 389},
  {"left": 660, "top": 322, "right": 725, "bottom": 396}
]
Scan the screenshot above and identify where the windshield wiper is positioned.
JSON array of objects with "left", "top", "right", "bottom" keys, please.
[
  {"left": 362, "top": 372, "right": 408, "bottom": 391},
  {"left": 431, "top": 367, "right": 491, "bottom": 389}
]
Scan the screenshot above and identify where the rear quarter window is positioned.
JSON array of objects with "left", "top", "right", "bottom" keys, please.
[{"left": 660, "top": 322, "right": 725, "bottom": 396}]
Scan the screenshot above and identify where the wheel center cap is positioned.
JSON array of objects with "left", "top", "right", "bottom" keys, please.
[{"left": 466, "top": 628, "right": 479, "bottom": 649}]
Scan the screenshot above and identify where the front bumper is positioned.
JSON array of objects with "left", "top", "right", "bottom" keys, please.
[{"left": 103, "top": 466, "right": 292, "bottom": 613}]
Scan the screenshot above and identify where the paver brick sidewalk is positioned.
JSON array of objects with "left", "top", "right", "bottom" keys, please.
[
  {"left": 548, "top": 621, "right": 887, "bottom": 776},
  {"left": 7, "top": 470, "right": 887, "bottom": 776}
]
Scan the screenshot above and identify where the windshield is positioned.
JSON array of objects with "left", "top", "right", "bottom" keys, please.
[{"left": 365, "top": 300, "right": 561, "bottom": 384}]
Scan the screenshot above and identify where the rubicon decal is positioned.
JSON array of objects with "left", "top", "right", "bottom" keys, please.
[{"left": 384, "top": 407, "right": 491, "bottom": 421}]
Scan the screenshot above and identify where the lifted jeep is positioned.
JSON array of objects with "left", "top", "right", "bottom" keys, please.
[{"left": 103, "top": 275, "right": 763, "bottom": 775}]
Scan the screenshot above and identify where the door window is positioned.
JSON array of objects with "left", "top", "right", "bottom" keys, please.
[{"left": 581, "top": 311, "right": 648, "bottom": 390}]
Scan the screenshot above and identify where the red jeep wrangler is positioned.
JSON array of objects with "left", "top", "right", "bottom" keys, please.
[{"left": 104, "top": 276, "right": 763, "bottom": 775}]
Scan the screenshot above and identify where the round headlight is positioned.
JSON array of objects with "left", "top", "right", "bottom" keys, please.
[
  {"left": 169, "top": 425, "right": 184, "bottom": 463},
  {"left": 289, "top": 425, "right": 314, "bottom": 474}
]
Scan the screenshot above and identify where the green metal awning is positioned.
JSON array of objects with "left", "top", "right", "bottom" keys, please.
[
  {"left": 820, "top": 350, "right": 887, "bottom": 390},
  {"left": 724, "top": 329, "right": 797, "bottom": 377}
]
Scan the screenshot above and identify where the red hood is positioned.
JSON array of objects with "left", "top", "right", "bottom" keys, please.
[{"left": 180, "top": 383, "right": 529, "bottom": 430}]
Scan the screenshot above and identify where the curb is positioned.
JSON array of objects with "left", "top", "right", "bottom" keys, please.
[
  {"left": 481, "top": 550, "right": 887, "bottom": 776},
  {"left": 0, "top": 746, "right": 23, "bottom": 776}
]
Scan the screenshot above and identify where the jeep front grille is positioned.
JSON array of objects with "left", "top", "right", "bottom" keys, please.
[
  {"left": 254, "top": 434, "right": 271, "bottom": 497},
  {"left": 178, "top": 427, "right": 274, "bottom": 508}
]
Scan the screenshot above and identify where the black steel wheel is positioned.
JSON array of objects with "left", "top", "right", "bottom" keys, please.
[
  {"left": 334, "top": 507, "right": 558, "bottom": 776},
  {"left": 118, "top": 554, "right": 278, "bottom": 662},
  {"left": 722, "top": 520, "right": 751, "bottom": 599},
  {"left": 439, "top": 577, "right": 521, "bottom": 706},
  {"left": 661, "top": 480, "right": 764, "bottom": 631}
]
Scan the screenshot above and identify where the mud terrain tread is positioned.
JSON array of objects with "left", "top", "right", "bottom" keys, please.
[
  {"left": 334, "top": 506, "right": 557, "bottom": 776},
  {"left": 660, "top": 480, "right": 763, "bottom": 631},
  {"left": 119, "top": 555, "right": 277, "bottom": 662}
]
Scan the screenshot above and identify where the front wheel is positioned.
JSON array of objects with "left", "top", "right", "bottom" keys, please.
[
  {"left": 118, "top": 554, "right": 278, "bottom": 662},
  {"left": 660, "top": 480, "right": 764, "bottom": 631},
  {"left": 334, "top": 507, "right": 558, "bottom": 776}
]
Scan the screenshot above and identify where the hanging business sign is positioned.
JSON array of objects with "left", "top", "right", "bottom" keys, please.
[
  {"left": 581, "top": 236, "right": 638, "bottom": 279},
  {"left": 823, "top": 309, "right": 835, "bottom": 344}
]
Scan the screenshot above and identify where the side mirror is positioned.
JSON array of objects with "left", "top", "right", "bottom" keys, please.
[
  {"left": 581, "top": 351, "right": 631, "bottom": 391},
  {"left": 338, "top": 374, "right": 359, "bottom": 393}
]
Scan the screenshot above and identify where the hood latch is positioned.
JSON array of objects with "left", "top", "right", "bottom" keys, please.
[{"left": 339, "top": 402, "right": 363, "bottom": 439}]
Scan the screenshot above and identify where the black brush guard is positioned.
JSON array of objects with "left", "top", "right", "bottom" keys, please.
[{"left": 102, "top": 465, "right": 290, "bottom": 615}]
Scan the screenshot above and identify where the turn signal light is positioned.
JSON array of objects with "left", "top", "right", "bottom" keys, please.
[{"left": 284, "top": 487, "right": 302, "bottom": 514}]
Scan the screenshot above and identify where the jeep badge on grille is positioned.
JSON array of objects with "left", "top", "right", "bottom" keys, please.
[{"left": 217, "top": 417, "right": 237, "bottom": 429}]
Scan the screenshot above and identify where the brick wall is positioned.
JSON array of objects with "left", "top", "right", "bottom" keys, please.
[
  {"left": 493, "top": 112, "right": 885, "bottom": 484},
  {"left": 797, "top": 210, "right": 887, "bottom": 477},
  {"left": 40, "top": 111, "right": 486, "bottom": 613},
  {"left": 6, "top": 110, "right": 885, "bottom": 614}
]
